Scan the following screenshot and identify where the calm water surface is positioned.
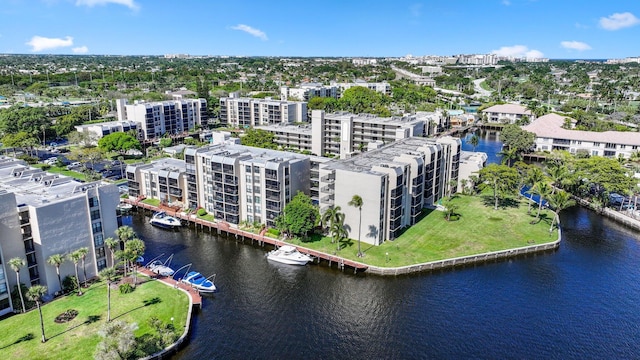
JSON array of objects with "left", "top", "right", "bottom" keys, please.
[{"left": 123, "top": 134, "right": 640, "bottom": 359}]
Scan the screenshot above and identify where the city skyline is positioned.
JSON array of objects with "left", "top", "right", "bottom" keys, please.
[{"left": 1, "top": 1, "right": 639, "bottom": 59}]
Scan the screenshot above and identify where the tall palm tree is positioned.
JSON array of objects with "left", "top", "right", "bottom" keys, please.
[
  {"left": 77, "top": 247, "right": 89, "bottom": 288},
  {"left": 26, "top": 285, "right": 48, "bottom": 343},
  {"left": 124, "top": 239, "right": 145, "bottom": 285},
  {"left": 348, "top": 195, "right": 364, "bottom": 258},
  {"left": 105, "top": 237, "right": 119, "bottom": 268},
  {"left": 115, "top": 225, "right": 135, "bottom": 244},
  {"left": 99, "top": 267, "right": 117, "bottom": 322},
  {"left": 525, "top": 167, "right": 546, "bottom": 214},
  {"left": 532, "top": 181, "right": 551, "bottom": 221},
  {"left": 546, "top": 164, "right": 568, "bottom": 194},
  {"left": 46, "top": 254, "right": 65, "bottom": 294},
  {"left": 469, "top": 134, "right": 479, "bottom": 152},
  {"left": 68, "top": 250, "right": 83, "bottom": 295},
  {"left": 548, "top": 190, "right": 576, "bottom": 233},
  {"left": 500, "top": 146, "right": 521, "bottom": 167},
  {"left": 8, "top": 257, "right": 26, "bottom": 313}
]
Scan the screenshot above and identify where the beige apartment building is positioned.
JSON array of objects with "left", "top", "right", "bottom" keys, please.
[{"left": 219, "top": 94, "right": 307, "bottom": 127}]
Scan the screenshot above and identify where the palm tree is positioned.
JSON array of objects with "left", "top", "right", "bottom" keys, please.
[
  {"left": 469, "top": 134, "right": 479, "bottom": 152},
  {"left": 9, "top": 257, "right": 26, "bottom": 313},
  {"left": 546, "top": 164, "right": 568, "bottom": 194},
  {"left": 26, "top": 285, "right": 48, "bottom": 343},
  {"left": 77, "top": 247, "right": 89, "bottom": 288},
  {"left": 115, "top": 225, "right": 135, "bottom": 244},
  {"left": 548, "top": 190, "right": 576, "bottom": 232},
  {"left": 500, "top": 146, "right": 521, "bottom": 167},
  {"left": 46, "top": 254, "right": 65, "bottom": 294},
  {"left": 321, "top": 206, "right": 345, "bottom": 243},
  {"left": 99, "top": 267, "right": 117, "bottom": 322},
  {"left": 531, "top": 181, "right": 551, "bottom": 221},
  {"left": 105, "top": 237, "right": 119, "bottom": 267},
  {"left": 68, "top": 250, "right": 83, "bottom": 295},
  {"left": 330, "top": 221, "right": 348, "bottom": 252},
  {"left": 525, "top": 167, "right": 546, "bottom": 214},
  {"left": 348, "top": 195, "right": 364, "bottom": 258},
  {"left": 124, "top": 239, "right": 145, "bottom": 285}
]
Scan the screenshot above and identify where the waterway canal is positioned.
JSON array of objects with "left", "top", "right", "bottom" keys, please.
[{"left": 123, "top": 133, "right": 640, "bottom": 359}]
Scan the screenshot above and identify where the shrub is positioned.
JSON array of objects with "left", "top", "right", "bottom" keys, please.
[
  {"left": 197, "top": 208, "right": 207, "bottom": 217},
  {"left": 119, "top": 283, "right": 135, "bottom": 294},
  {"left": 62, "top": 275, "right": 78, "bottom": 293},
  {"left": 266, "top": 228, "right": 280, "bottom": 237},
  {"left": 41, "top": 164, "right": 51, "bottom": 171}
]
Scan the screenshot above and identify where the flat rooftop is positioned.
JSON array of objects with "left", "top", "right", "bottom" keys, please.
[
  {"left": 0, "top": 156, "right": 101, "bottom": 207},
  {"left": 325, "top": 111, "right": 431, "bottom": 126}
]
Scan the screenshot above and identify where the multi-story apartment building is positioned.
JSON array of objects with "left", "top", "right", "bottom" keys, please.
[
  {"left": 481, "top": 104, "right": 534, "bottom": 124},
  {"left": 310, "top": 110, "right": 428, "bottom": 158},
  {"left": 219, "top": 94, "right": 307, "bottom": 127},
  {"left": 523, "top": 113, "right": 640, "bottom": 158},
  {"left": 125, "top": 158, "right": 188, "bottom": 207},
  {"left": 115, "top": 98, "right": 208, "bottom": 140},
  {"left": 75, "top": 120, "right": 139, "bottom": 144},
  {"left": 280, "top": 83, "right": 339, "bottom": 101},
  {"left": 185, "top": 144, "right": 310, "bottom": 227},
  {"left": 0, "top": 157, "right": 119, "bottom": 312},
  {"left": 317, "top": 137, "right": 460, "bottom": 245},
  {"left": 331, "top": 80, "right": 392, "bottom": 97}
]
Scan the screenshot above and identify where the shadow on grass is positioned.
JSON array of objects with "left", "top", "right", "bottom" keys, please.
[
  {"left": 48, "top": 314, "right": 102, "bottom": 340},
  {"left": 113, "top": 297, "right": 162, "bottom": 321},
  {"left": 0, "top": 333, "right": 34, "bottom": 349},
  {"left": 481, "top": 195, "right": 520, "bottom": 209}
]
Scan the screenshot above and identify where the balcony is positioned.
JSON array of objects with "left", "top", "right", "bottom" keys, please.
[{"left": 321, "top": 174, "right": 335, "bottom": 182}]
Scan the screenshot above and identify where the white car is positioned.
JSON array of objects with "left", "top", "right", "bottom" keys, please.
[{"left": 44, "top": 157, "right": 58, "bottom": 166}]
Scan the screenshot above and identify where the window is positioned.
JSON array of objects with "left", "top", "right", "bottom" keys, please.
[
  {"left": 89, "top": 197, "right": 99, "bottom": 207},
  {"left": 593, "top": 142, "right": 600, "bottom": 147},
  {"left": 92, "top": 222, "right": 103, "bottom": 234},
  {"left": 254, "top": 196, "right": 261, "bottom": 204},
  {"left": 90, "top": 209, "right": 101, "bottom": 221},
  {"left": 97, "top": 259, "right": 107, "bottom": 271},
  {"left": 94, "top": 234, "right": 104, "bottom": 247},
  {"left": 96, "top": 247, "right": 105, "bottom": 259}
]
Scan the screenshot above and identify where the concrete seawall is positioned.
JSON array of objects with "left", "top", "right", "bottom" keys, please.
[{"left": 365, "top": 227, "right": 562, "bottom": 276}]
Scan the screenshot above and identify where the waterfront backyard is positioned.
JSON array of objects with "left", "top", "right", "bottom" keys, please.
[
  {"left": 289, "top": 194, "right": 559, "bottom": 267},
  {"left": 0, "top": 276, "right": 189, "bottom": 360}
]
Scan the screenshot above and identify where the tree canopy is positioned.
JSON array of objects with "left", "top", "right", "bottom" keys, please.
[
  {"left": 338, "top": 86, "right": 390, "bottom": 116},
  {"left": 98, "top": 132, "right": 141, "bottom": 153},
  {"left": 277, "top": 192, "right": 319, "bottom": 238},
  {"left": 479, "top": 163, "right": 520, "bottom": 210},
  {"left": 240, "top": 128, "right": 277, "bottom": 149},
  {"left": 500, "top": 124, "right": 536, "bottom": 153}
]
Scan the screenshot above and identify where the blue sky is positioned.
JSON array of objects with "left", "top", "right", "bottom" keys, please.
[{"left": 1, "top": 0, "right": 640, "bottom": 59}]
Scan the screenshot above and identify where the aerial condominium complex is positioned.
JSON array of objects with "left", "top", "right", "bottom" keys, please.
[
  {"left": 184, "top": 144, "right": 310, "bottom": 227},
  {"left": 219, "top": 94, "right": 307, "bottom": 127},
  {"left": 125, "top": 158, "right": 189, "bottom": 207},
  {"left": 318, "top": 136, "right": 461, "bottom": 245},
  {"left": 331, "top": 80, "right": 392, "bottom": 96},
  {"left": 280, "top": 83, "right": 339, "bottom": 101},
  {"left": 480, "top": 104, "right": 534, "bottom": 124},
  {"left": 0, "top": 157, "right": 119, "bottom": 314}
]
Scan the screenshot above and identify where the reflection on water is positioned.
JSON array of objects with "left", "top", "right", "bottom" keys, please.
[{"left": 459, "top": 129, "right": 503, "bottom": 164}]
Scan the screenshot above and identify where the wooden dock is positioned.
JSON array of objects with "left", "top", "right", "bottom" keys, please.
[
  {"left": 123, "top": 198, "right": 368, "bottom": 273},
  {"left": 138, "top": 267, "right": 202, "bottom": 308}
]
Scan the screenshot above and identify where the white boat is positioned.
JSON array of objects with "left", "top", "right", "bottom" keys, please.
[
  {"left": 149, "top": 211, "right": 182, "bottom": 229},
  {"left": 267, "top": 245, "right": 313, "bottom": 266},
  {"left": 117, "top": 202, "right": 133, "bottom": 211},
  {"left": 148, "top": 260, "right": 175, "bottom": 277},
  {"left": 181, "top": 271, "right": 216, "bottom": 293}
]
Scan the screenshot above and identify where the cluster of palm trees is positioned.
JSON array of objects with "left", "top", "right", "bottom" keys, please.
[
  {"left": 320, "top": 194, "right": 364, "bottom": 258},
  {"left": 523, "top": 162, "right": 576, "bottom": 232},
  {"left": 6, "top": 225, "right": 145, "bottom": 343}
]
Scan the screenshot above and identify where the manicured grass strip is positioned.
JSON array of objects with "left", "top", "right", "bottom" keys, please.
[
  {"left": 142, "top": 198, "right": 161, "bottom": 206},
  {"left": 0, "top": 277, "right": 189, "bottom": 360},
  {"left": 289, "top": 194, "right": 558, "bottom": 267}
]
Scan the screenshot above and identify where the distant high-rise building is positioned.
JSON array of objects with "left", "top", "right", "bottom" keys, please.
[{"left": 219, "top": 94, "right": 307, "bottom": 127}]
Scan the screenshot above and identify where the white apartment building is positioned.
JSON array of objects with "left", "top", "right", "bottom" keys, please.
[
  {"left": 310, "top": 110, "right": 428, "bottom": 158},
  {"left": 318, "top": 137, "right": 460, "bottom": 244},
  {"left": 523, "top": 113, "right": 640, "bottom": 158},
  {"left": 331, "top": 80, "right": 392, "bottom": 97},
  {"left": 75, "top": 120, "right": 139, "bottom": 144},
  {"left": 0, "top": 157, "right": 119, "bottom": 312},
  {"left": 458, "top": 151, "right": 488, "bottom": 192},
  {"left": 112, "top": 98, "right": 208, "bottom": 140},
  {"left": 219, "top": 95, "right": 307, "bottom": 127},
  {"left": 481, "top": 104, "right": 533, "bottom": 124},
  {"left": 185, "top": 144, "right": 310, "bottom": 227},
  {"left": 280, "top": 83, "right": 339, "bottom": 101},
  {"left": 125, "top": 158, "right": 188, "bottom": 207}
]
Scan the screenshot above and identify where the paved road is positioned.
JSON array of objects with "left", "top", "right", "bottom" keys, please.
[{"left": 473, "top": 78, "right": 493, "bottom": 97}]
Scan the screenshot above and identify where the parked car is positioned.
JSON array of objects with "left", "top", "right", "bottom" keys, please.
[{"left": 66, "top": 162, "right": 82, "bottom": 170}]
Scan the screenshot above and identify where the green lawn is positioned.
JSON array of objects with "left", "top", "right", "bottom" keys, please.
[
  {"left": 0, "top": 277, "right": 189, "bottom": 360},
  {"left": 479, "top": 80, "right": 494, "bottom": 91},
  {"left": 32, "top": 164, "right": 87, "bottom": 181},
  {"left": 289, "top": 194, "right": 558, "bottom": 267},
  {"left": 142, "top": 198, "right": 161, "bottom": 206}
]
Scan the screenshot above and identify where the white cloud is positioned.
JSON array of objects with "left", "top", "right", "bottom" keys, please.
[
  {"left": 72, "top": 46, "right": 89, "bottom": 54},
  {"left": 75, "top": 0, "right": 140, "bottom": 10},
  {"left": 490, "top": 45, "right": 544, "bottom": 59},
  {"left": 599, "top": 12, "right": 639, "bottom": 30},
  {"left": 410, "top": 3, "right": 422, "bottom": 17},
  {"left": 26, "top": 35, "right": 73, "bottom": 52},
  {"left": 560, "top": 41, "right": 591, "bottom": 51},
  {"left": 231, "top": 24, "right": 268, "bottom": 41}
]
